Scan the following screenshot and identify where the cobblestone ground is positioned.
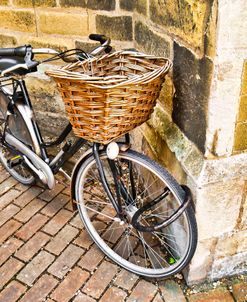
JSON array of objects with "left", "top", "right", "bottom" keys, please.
[{"left": 0, "top": 166, "right": 246, "bottom": 302}]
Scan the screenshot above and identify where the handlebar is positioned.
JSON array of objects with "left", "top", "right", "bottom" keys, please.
[
  {"left": 0, "top": 45, "right": 30, "bottom": 57},
  {"left": 0, "top": 34, "right": 112, "bottom": 76},
  {"left": 89, "top": 34, "right": 108, "bottom": 44},
  {"left": 89, "top": 34, "right": 112, "bottom": 55}
]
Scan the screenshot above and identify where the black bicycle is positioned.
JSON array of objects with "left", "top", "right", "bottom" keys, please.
[{"left": 0, "top": 34, "right": 197, "bottom": 278}]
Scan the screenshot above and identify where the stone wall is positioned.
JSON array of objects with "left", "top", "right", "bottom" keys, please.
[{"left": 0, "top": 0, "right": 247, "bottom": 285}]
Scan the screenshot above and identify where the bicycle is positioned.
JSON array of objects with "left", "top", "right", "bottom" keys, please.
[{"left": 0, "top": 34, "right": 197, "bottom": 279}]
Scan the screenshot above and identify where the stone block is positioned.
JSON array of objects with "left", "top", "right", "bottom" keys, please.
[
  {"left": 238, "top": 95, "right": 247, "bottom": 122},
  {"left": 214, "top": 234, "right": 238, "bottom": 260},
  {"left": 241, "top": 60, "right": 247, "bottom": 95},
  {"left": 204, "top": 0, "right": 217, "bottom": 59},
  {"left": 96, "top": 15, "right": 133, "bottom": 41},
  {"left": 0, "top": 0, "right": 9, "bottom": 5},
  {"left": 172, "top": 42, "right": 214, "bottom": 153},
  {"left": 25, "top": 74, "right": 64, "bottom": 114},
  {"left": 235, "top": 230, "right": 247, "bottom": 254},
  {"left": 134, "top": 21, "right": 170, "bottom": 57},
  {"left": 0, "top": 34, "right": 17, "bottom": 47},
  {"left": 189, "top": 287, "right": 234, "bottom": 302},
  {"left": 0, "top": 9, "right": 36, "bottom": 33},
  {"left": 60, "top": 0, "right": 115, "bottom": 10},
  {"left": 240, "top": 190, "right": 247, "bottom": 230},
  {"left": 13, "top": 0, "right": 56, "bottom": 6},
  {"left": 59, "top": 0, "right": 86, "bottom": 7},
  {"left": 149, "top": 106, "right": 200, "bottom": 174},
  {"left": 35, "top": 112, "right": 69, "bottom": 136},
  {"left": 150, "top": 0, "right": 210, "bottom": 52},
  {"left": 27, "top": 37, "right": 70, "bottom": 52},
  {"left": 38, "top": 11, "right": 88, "bottom": 36},
  {"left": 196, "top": 180, "right": 244, "bottom": 240},
  {"left": 211, "top": 251, "right": 247, "bottom": 280},
  {"left": 183, "top": 147, "right": 204, "bottom": 179},
  {"left": 142, "top": 123, "right": 187, "bottom": 183},
  {"left": 234, "top": 123, "right": 247, "bottom": 152},
  {"left": 199, "top": 153, "right": 247, "bottom": 186},
  {"left": 186, "top": 238, "right": 217, "bottom": 284},
  {"left": 120, "top": 0, "right": 147, "bottom": 15},
  {"left": 158, "top": 76, "right": 174, "bottom": 116}
]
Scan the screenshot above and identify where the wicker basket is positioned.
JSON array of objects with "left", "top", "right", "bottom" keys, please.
[{"left": 46, "top": 50, "right": 172, "bottom": 144}]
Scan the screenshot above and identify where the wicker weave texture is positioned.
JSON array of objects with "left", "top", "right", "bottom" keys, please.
[{"left": 47, "top": 51, "right": 171, "bottom": 144}]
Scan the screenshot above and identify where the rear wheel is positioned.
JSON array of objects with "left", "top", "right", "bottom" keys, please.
[
  {"left": 0, "top": 95, "right": 35, "bottom": 185},
  {"left": 75, "top": 150, "right": 197, "bottom": 278}
]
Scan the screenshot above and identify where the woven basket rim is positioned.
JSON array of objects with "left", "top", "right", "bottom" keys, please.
[{"left": 46, "top": 50, "right": 172, "bottom": 89}]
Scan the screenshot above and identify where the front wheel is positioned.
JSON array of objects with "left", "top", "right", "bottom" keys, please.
[{"left": 75, "top": 150, "right": 197, "bottom": 278}]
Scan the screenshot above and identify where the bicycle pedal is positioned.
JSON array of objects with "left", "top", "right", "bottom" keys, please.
[{"left": 7, "top": 155, "right": 23, "bottom": 168}]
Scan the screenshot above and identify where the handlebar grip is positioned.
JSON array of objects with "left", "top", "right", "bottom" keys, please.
[
  {"left": 0, "top": 48, "right": 15, "bottom": 56},
  {"left": 0, "top": 45, "right": 30, "bottom": 57},
  {"left": 89, "top": 34, "right": 107, "bottom": 44},
  {"left": 14, "top": 46, "right": 29, "bottom": 57}
]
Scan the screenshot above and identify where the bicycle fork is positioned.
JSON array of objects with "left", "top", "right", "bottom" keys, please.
[{"left": 92, "top": 142, "right": 192, "bottom": 232}]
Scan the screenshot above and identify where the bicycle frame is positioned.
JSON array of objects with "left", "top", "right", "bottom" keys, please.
[
  {"left": 0, "top": 77, "right": 133, "bottom": 208},
  {"left": 0, "top": 78, "right": 86, "bottom": 179}
]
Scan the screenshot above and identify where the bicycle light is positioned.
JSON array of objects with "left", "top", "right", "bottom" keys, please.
[{"left": 106, "top": 142, "right": 119, "bottom": 159}]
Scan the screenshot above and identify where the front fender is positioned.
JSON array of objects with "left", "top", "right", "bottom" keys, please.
[{"left": 70, "top": 148, "right": 93, "bottom": 211}]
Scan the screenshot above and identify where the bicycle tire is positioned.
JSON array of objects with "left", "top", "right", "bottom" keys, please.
[
  {"left": 75, "top": 149, "right": 197, "bottom": 278},
  {"left": 0, "top": 92, "right": 35, "bottom": 185}
]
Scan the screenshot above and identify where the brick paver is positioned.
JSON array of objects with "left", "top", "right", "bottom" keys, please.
[
  {"left": 0, "top": 172, "right": 246, "bottom": 302},
  {"left": 41, "top": 193, "right": 69, "bottom": 216},
  {"left": 0, "top": 219, "right": 21, "bottom": 243},
  {"left": 0, "top": 281, "right": 26, "bottom": 302},
  {"left": 153, "top": 293, "right": 164, "bottom": 302},
  {"left": 73, "top": 292, "right": 96, "bottom": 302},
  {"left": 45, "top": 224, "right": 79, "bottom": 255},
  {"left": 78, "top": 244, "right": 104, "bottom": 271},
  {"left": 127, "top": 279, "right": 157, "bottom": 302},
  {"left": 15, "top": 231, "right": 50, "bottom": 261},
  {"left": 48, "top": 244, "right": 84, "bottom": 279},
  {"left": 0, "top": 257, "right": 24, "bottom": 289},
  {"left": 0, "top": 238, "right": 23, "bottom": 265},
  {"left": 0, "top": 177, "right": 18, "bottom": 196},
  {"left": 39, "top": 183, "right": 65, "bottom": 202},
  {"left": 15, "top": 213, "right": 49, "bottom": 241},
  {"left": 0, "top": 204, "right": 20, "bottom": 227},
  {"left": 74, "top": 229, "right": 93, "bottom": 249},
  {"left": 42, "top": 208, "right": 73, "bottom": 235},
  {"left": 232, "top": 281, "right": 247, "bottom": 302},
  {"left": 0, "top": 189, "right": 22, "bottom": 210},
  {"left": 160, "top": 280, "right": 186, "bottom": 302},
  {"left": 83, "top": 261, "right": 118, "bottom": 299},
  {"left": 114, "top": 269, "right": 139, "bottom": 291},
  {"left": 14, "top": 198, "right": 46, "bottom": 222},
  {"left": 19, "top": 274, "right": 58, "bottom": 302},
  {"left": 17, "top": 250, "right": 55, "bottom": 286},
  {"left": 13, "top": 186, "right": 43, "bottom": 207},
  {"left": 51, "top": 267, "right": 89, "bottom": 302},
  {"left": 100, "top": 286, "right": 127, "bottom": 302}
]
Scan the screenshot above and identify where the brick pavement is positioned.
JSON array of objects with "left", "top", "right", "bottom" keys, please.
[{"left": 0, "top": 165, "right": 246, "bottom": 302}]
